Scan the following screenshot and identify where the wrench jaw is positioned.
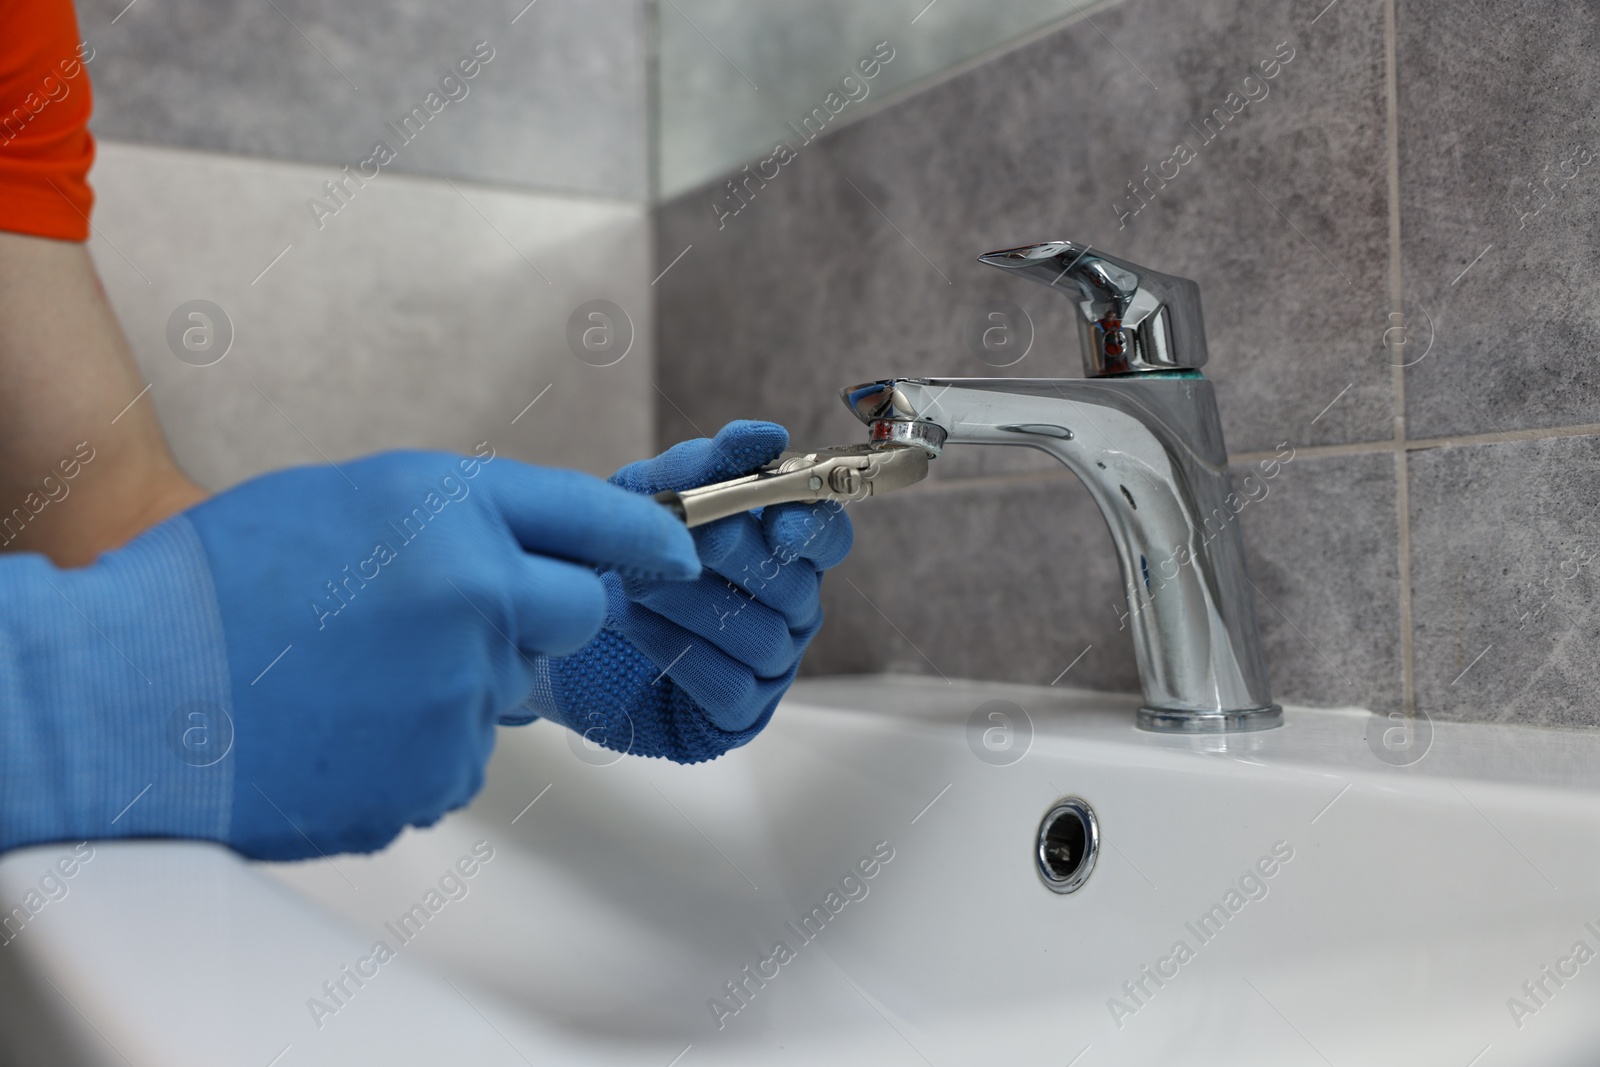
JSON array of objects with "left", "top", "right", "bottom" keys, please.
[
  {"left": 857, "top": 443, "right": 931, "bottom": 498},
  {"left": 771, "top": 448, "right": 871, "bottom": 506},
  {"left": 771, "top": 444, "right": 930, "bottom": 507},
  {"left": 657, "top": 443, "right": 933, "bottom": 528}
]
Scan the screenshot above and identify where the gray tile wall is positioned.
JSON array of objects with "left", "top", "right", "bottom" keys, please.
[
  {"left": 1410, "top": 437, "right": 1600, "bottom": 727},
  {"left": 76, "top": 0, "right": 647, "bottom": 200},
  {"left": 655, "top": 0, "right": 1121, "bottom": 197},
  {"left": 652, "top": 0, "right": 1600, "bottom": 725},
  {"left": 1396, "top": 1, "right": 1600, "bottom": 441}
]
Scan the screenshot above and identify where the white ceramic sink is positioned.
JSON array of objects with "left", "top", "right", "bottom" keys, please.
[{"left": 4, "top": 676, "right": 1600, "bottom": 1066}]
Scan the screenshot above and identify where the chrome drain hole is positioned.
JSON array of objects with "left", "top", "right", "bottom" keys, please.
[{"left": 1037, "top": 797, "right": 1098, "bottom": 894}]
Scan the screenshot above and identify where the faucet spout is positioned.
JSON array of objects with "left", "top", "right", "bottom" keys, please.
[{"left": 843, "top": 375, "right": 1280, "bottom": 733}]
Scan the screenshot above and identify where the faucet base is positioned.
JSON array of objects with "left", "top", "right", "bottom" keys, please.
[{"left": 1137, "top": 705, "right": 1284, "bottom": 734}]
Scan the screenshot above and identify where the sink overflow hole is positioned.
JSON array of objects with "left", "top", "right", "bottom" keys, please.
[{"left": 1037, "top": 797, "right": 1099, "bottom": 894}]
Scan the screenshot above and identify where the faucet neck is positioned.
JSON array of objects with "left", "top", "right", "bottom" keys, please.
[
  {"left": 840, "top": 242, "right": 1277, "bottom": 733},
  {"left": 842, "top": 376, "right": 1281, "bottom": 734}
]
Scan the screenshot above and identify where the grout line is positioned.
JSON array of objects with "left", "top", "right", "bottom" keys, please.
[
  {"left": 1304, "top": 423, "right": 1600, "bottom": 465},
  {"left": 1383, "top": 0, "right": 1417, "bottom": 716},
  {"left": 1407, "top": 423, "right": 1600, "bottom": 449},
  {"left": 1237, "top": 421, "right": 1600, "bottom": 463},
  {"left": 1232, "top": 440, "right": 1400, "bottom": 463},
  {"left": 1395, "top": 451, "right": 1416, "bottom": 714}
]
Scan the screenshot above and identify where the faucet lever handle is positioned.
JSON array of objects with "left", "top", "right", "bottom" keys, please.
[{"left": 978, "top": 241, "right": 1208, "bottom": 377}]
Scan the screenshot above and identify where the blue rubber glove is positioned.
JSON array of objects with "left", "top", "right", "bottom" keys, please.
[
  {"left": 0, "top": 447, "right": 698, "bottom": 860},
  {"left": 513, "top": 422, "right": 853, "bottom": 762}
]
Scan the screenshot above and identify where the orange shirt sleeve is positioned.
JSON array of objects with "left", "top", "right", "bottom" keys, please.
[{"left": 0, "top": 0, "right": 96, "bottom": 242}]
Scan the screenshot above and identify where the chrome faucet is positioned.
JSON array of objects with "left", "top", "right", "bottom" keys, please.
[{"left": 842, "top": 241, "right": 1281, "bottom": 733}]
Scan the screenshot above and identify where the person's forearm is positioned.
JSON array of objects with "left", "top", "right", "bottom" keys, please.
[{"left": 0, "top": 230, "right": 205, "bottom": 567}]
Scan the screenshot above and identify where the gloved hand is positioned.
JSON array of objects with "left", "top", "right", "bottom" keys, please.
[
  {"left": 0, "top": 446, "right": 698, "bottom": 860},
  {"left": 512, "top": 422, "right": 853, "bottom": 763}
]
